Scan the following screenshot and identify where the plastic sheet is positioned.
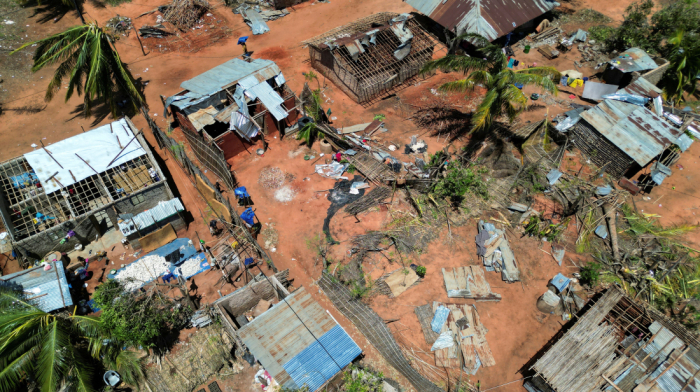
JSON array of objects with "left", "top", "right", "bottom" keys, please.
[
  {"left": 555, "top": 116, "right": 580, "bottom": 132},
  {"left": 602, "top": 93, "right": 649, "bottom": 106},
  {"left": 431, "top": 306, "right": 450, "bottom": 333},
  {"left": 430, "top": 331, "right": 455, "bottom": 351}
]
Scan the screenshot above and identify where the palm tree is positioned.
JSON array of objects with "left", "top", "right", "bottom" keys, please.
[
  {"left": 0, "top": 287, "right": 144, "bottom": 392},
  {"left": 11, "top": 22, "right": 144, "bottom": 117},
  {"left": 421, "top": 34, "right": 560, "bottom": 134},
  {"left": 663, "top": 30, "right": 700, "bottom": 104}
]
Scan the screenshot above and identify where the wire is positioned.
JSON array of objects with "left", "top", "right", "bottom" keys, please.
[{"left": 251, "top": 262, "right": 344, "bottom": 374}]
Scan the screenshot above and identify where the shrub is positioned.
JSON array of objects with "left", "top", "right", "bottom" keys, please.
[
  {"left": 415, "top": 265, "right": 426, "bottom": 277},
  {"left": 580, "top": 262, "right": 602, "bottom": 286},
  {"left": 431, "top": 162, "right": 488, "bottom": 204}
]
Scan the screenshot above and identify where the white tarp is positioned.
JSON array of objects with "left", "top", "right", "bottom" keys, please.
[
  {"left": 24, "top": 118, "right": 146, "bottom": 194},
  {"left": 238, "top": 73, "right": 289, "bottom": 121}
]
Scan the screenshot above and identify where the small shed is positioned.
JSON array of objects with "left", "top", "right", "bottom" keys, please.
[
  {"left": 237, "top": 286, "right": 362, "bottom": 391},
  {"left": 603, "top": 48, "right": 666, "bottom": 86},
  {"left": 304, "top": 13, "right": 439, "bottom": 104},
  {"left": 570, "top": 99, "right": 684, "bottom": 179},
  {"left": 0, "top": 261, "right": 73, "bottom": 312},
  {"left": 166, "top": 58, "right": 300, "bottom": 159},
  {"left": 406, "top": 0, "right": 559, "bottom": 41}
]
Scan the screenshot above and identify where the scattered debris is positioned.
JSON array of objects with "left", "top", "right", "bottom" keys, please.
[
  {"left": 476, "top": 220, "right": 520, "bottom": 282},
  {"left": 105, "top": 15, "right": 133, "bottom": 36},
  {"left": 442, "top": 266, "right": 501, "bottom": 301},
  {"left": 163, "top": 0, "right": 210, "bottom": 30}
]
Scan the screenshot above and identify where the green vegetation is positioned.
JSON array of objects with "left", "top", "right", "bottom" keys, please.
[
  {"left": 92, "top": 280, "right": 193, "bottom": 349},
  {"left": 663, "top": 30, "right": 700, "bottom": 103},
  {"left": 589, "top": 25, "right": 617, "bottom": 42},
  {"left": 373, "top": 114, "right": 386, "bottom": 121},
  {"left": 350, "top": 281, "right": 372, "bottom": 299},
  {"left": 415, "top": 265, "right": 427, "bottom": 277},
  {"left": 341, "top": 366, "right": 384, "bottom": 392},
  {"left": 11, "top": 23, "right": 144, "bottom": 117},
  {"left": 0, "top": 286, "right": 145, "bottom": 392},
  {"left": 347, "top": 164, "right": 357, "bottom": 174},
  {"left": 580, "top": 262, "right": 603, "bottom": 286},
  {"left": 421, "top": 33, "right": 559, "bottom": 134},
  {"left": 431, "top": 161, "right": 489, "bottom": 205},
  {"left": 524, "top": 215, "right": 570, "bottom": 242}
]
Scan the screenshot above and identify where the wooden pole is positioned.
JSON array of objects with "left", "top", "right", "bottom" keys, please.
[
  {"left": 601, "top": 375, "right": 624, "bottom": 392},
  {"left": 107, "top": 136, "right": 137, "bottom": 167},
  {"left": 651, "top": 347, "right": 690, "bottom": 383},
  {"left": 40, "top": 141, "right": 63, "bottom": 169},
  {"left": 135, "top": 27, "right": 147, "bottom": 56},
  {"left": 602, "top": 202, "right": 620, "bottom": 262}
]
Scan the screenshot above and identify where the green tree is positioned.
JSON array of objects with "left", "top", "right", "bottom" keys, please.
[
  {"left": 0, "top": 287, "right": 144, "bottom": 392},
  {"left": 92, "top": 279, "right": 193, "bottom": 350},
  {"left": 605, "top": 0, "right": 655, "bottom": 52},
  {"left": 421, "top": 34, "right": 559, "bottom": 134},
  {"left": 11, "top": 22, "right": 144, "bottom": 117},
  {"left": 662, "top": 30, "right": 700, "bottom": 103}
]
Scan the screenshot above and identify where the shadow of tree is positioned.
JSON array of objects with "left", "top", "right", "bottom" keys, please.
[
  {"left": 0, "top": 104, "right": 46, "bottom": 115},
  {"left": 31, "top": 0, "right": 84, "bottom": 24},
  {"left": 67, "top": 77, "right": 147, "bottom": 126},
  {"left": 411, "top": 105, "right": 473, "bottom": 142}
]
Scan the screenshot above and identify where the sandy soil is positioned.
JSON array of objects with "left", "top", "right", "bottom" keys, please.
[{"left": 2, "top": 0, "right": 691, "bottom": 391}]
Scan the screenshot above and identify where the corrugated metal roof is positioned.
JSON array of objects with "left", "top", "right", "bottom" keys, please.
[
  {"left": 0, "top": 261, "right": 73, "bottom": 312},
  {"left": 620, "top": 77, "right": 662, "bottom": 98},
  {"left": 283, "top": 325, "right": 362, "bottom": 391},
  {"left": 582, "top": 81, "right": 619, "bottom": 101},
  {"left": 239, "top": 74, "right": 289, "bottom": 121},
  {"left": 180, "top": 58, "right": 281, "bottom": 97},
  {"left": 238, "top": 287, "right": 361, "bottom": 391},
  {"left": 609, "top": 48, "right": 658, "bottom": 74},
  {"left": 580, "top": 100, "right": 683, "bottom": 165},
  {"left": 406, "top": 0, "right": 559, "bottom": 41},
  {"left": 118, "top": 198, "right": 184, "bottom": 236},
  {"left": 644, "top": 322, "right": 700, "bottom": 392}
]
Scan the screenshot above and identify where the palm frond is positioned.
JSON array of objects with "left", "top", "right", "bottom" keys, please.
[
  {"left": 37, "top": 320, "right": 72, "bottom": 392},
  {"left": 470, "top": 90, "right": 499, "bottom": 133},
  {"left": 0, "top": 346, "right": 40, "bottom": 392},
  {"left": 110, "top": 349, "right": 146, "bottom": 387},
  {"left": 512, "top": 72, "right": 559, "bottom": 95},
  {"left": 64, "top": 350, "right": 96, "bottom": 392},
  {"left": 420, "top": 54, "right": 488, "bottom": 75},
  {"left": 437, "top": 78, "right": 476, "bottom": 93}
]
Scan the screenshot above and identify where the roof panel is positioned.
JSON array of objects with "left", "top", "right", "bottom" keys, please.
[
  {"left": 180, "top": 58, "right": 280, "bottom": 96},
  {"left": 0, "top": 261, "right": 72, "bottom": 312},
  {"left": 621, "top": 76, "right": 662, "bottom": 98},
  {"left": 23, "top": 118, "right": 146, "bottom": 195},
  {"left": 407, "top": 0, "right": 559, "bottom": 40},
  {"left": 580, "top": 100, "right": 682, "bottom": 165},
  {"left": 238, "top": 287, "right": 361, "bottom": 391},
  {"left": 609, "top": 48, "right": 658, "bottom": 73}
]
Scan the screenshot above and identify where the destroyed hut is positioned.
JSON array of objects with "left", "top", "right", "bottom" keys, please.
[
  {"left": 568, "top": 83, "right": 693, "bottom": 181},
  {"left": 527, "top": 286, "right": 700, "bottom": 392},
  {"left": 0, "top": 118, "right": 182, "bottom": 260},
  {"left": 166, "top": 58, "right": 300, "bottom": 159},
  {"left": 305, "top": 13, "right": 439, "bottom": 104},
  {"left": 406, "top": 0, "right": 559, "bottom": 41},
  {"left": 603, "top": 48, "right": 670, "bottom": 87}
]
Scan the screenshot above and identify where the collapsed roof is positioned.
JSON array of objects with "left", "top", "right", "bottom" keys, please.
[{"left": 406, "top": 0, "right": 560, "bottom": 41}]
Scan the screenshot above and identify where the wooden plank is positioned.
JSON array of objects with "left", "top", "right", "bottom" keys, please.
[
  {"left": 461, "top": 336, "right": 477, "bottom": 370},
  {"left": 483, "top": 235, "right": 503, "bottom": 257}
]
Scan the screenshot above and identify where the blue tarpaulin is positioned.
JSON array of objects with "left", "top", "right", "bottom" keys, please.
[
  {"left": 240, "top": 208, "right": 255, "bottom": 226},
  {"left": 595, "top": 225, "right": 609, "bottom": 239},
  {"left": 10, "top": 172, "right": 39, "bottom": 189},
  {"left": 234, "top": 186, "right": 250, "bottom": 198},
  {"left": 596, "top": 185, "right": 612, "bottom": 196},
  {"left": 551, "top": 273, "right": 571, "bottom": 293},
  {"left": 431, "top": 306, "right": 450, "bottom": 333},
  {"left": 547, "top": 169, "right": 563, "bottom": 185}
]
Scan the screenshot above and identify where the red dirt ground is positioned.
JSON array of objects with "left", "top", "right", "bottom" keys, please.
[{"left": 3, "top": 0, "right": 691, "bottom": 391}]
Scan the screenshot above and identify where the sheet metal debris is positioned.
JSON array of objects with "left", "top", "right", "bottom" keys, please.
[
  {"left": 431, "top": 306, "right": 450, "bottom": 333},
  {"left": 477, "top": 220, "right": 520, "bottom": 282}
]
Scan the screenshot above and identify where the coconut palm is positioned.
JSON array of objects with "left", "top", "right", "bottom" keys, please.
[
  {"left": 0, "top": 287, "right": 144, "bottom": 392},
  {"left": 11, "top": 22, "right": 144, "bottom": 117},
  {"left": 421, "top": 34, "right": 560, "bottom": 134},
  {"left": 662, "top": 30, "right": 700, "bottom": 103}
]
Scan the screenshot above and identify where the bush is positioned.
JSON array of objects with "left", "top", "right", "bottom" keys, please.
[
  {"left": 415, "top": 265, "right": 426, "bottom": 277},
  {"left": 431, "top": 162, "right": 488, "bottom": 205},
  {"left": 580, "top": 262, "right": 602, "bottom": 286},
  {"left": 93, "top": 280, "right": 194, "bottom": 349},
  {"left": 589, "top": 25, "right": 616, "bottom": 43}
]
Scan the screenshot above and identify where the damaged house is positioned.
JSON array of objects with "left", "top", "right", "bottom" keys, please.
[
  {"left": 567, "top": 84, "right": 692, "bottom": 181},
  {"left": 526, "top": 286, "right": 700, "bottom": 392},
  {"left": 0, "top": 118, "right": 181, "bottom": 260},
  {"left": 166, "top": 58, "right": 300, "bottom": 159},
  {"left": 406, "top": 0, "right": 560, "bottom": 41},
  {"left": 215, "top": 280, "right": 362, "bottom": 391},
  {"left": 603, "top": 48, "right": 670, "bottom": 87},
  {"left": 304, "top": 13, "right": 439, "bottom": 104}
]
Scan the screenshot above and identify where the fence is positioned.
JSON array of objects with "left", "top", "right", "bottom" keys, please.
[
  {"left": 140, "top": 108, "right": 278, "bottom": 272},
  {"left": 318, "top": 273, "right": 446, "bottom": 392}
]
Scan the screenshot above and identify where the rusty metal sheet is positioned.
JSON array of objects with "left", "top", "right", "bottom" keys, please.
[
  {"left": 609, "top": 48, "right": 658, "bottom": 73},
  {"left": 580, "top": 100, "right": 682, "bottom": 166},
  {"left": 407, "top": 0, "right": 559, "bottom": 41},
  {"left": 620, "top": 77, "right": 662, "bottom": 98}
]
